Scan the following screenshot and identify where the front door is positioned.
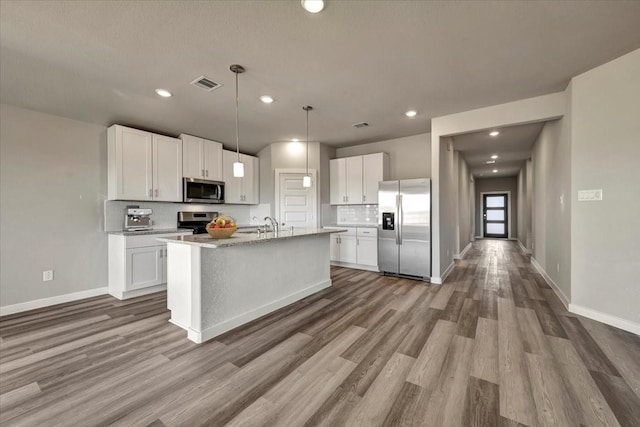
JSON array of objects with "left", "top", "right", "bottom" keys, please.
[
  {"left": 483, "top": 194, "right": 508, "bottom": 238},
  {"left": 278, "top": 173, "right": 316, "bottom": 228}
]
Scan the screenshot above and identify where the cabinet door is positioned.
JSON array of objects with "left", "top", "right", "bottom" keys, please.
[
  {"left": 182, "top": 134, "right": 204, "bottom": 179},
  {"left": 329, "top": 234, "right": 341, "bottom": 261},
  {"left": 153, "top": 134, "right": 183, "bottom": 202},
  {"left": 242, "top": 154, "right": 259, "bottom": 204},
  {"left": 339, "top": 235, "right": 358, "bottom": 264},
  {"left": 357, "top": 236, "right": 378, "bottom": 267},
  {"left": 126, "top": 246, "right": 164, "bottom": 290},
  {"left": 363, "top": 153, "right": 387, "bottom": 204},
  {"left": 222, "top": 149, "right": 242, "bottom": 203},
  {"left": 345, "top": 156, "right": 363, "bottom": 204},
  {"left": 112, "top": 125, "right": 153, "bottom": 200},
  {"left": 203, "top": 139, "right": 223, "bottom": 181},
  {"left": 330, "top": 158, "right": 346, "bottom": 204}
]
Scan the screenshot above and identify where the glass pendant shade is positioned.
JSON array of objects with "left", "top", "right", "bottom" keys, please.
[
  {"left": 302, "top": 175, "right": 311, "bottom": 188},
  {"left": 233, "top": 161, "right": 244, "bottom": 177}
]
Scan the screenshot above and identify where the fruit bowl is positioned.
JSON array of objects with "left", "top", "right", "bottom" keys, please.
[{"left": 205, "top": 215, "right": 237, "bottom": 239}]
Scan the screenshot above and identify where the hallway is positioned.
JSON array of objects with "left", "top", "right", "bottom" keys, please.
[{"left": 1, "top": 240, "right": 639, "bottom": 426}]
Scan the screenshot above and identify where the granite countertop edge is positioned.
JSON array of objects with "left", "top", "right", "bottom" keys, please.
[
  {"left": 158, "top": 228, "right": 347, "bottom": 248},
  {"left": 107, "top": 228, "right": 193, "bottom": 236},
  {"left": 323, "top": 224, "right": 378, "bottom": 229}
]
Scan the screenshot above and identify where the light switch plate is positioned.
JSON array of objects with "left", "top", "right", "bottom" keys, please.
[{"left": 578, "top": 189, "right": 603, "bottom": 201}]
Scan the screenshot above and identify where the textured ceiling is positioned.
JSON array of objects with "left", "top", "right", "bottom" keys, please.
[
  {"left": 454, "top": 122, "right": 545, "bottom": 178},
  {"left": 1, "top": 1, "right": 640, "bottom": 154}
]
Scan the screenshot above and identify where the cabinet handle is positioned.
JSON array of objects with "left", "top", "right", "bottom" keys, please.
[
  {"left": 201, "top": 169, "right": 205, "bottom": 177},
  {"left": 155, "top": 189, "right": 158, "bottom": 197},
  {"left": 357, "top": 238, "right": 360, "bottom": 245},
  {"left": 148, "top": 188, "right": 152, "bottom": 197},
  {"left": 205, "top": 170, "right": 209, "bottom": 177},
  {"left": 159, "top": 249, "right": 163, "bottom": 258},
  {"left": 346, "top": 196, "right": 349, "bottom": 203},
  {"left": 363, "top": 195, "right": 366, "bottom": 202},
  {"left": 164, "top": 248, "right": 167, "bottom": 256}
]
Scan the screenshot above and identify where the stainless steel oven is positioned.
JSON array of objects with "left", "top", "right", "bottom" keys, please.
[{"left": 183, "top": 178, "right": 224, "bottom": 204}]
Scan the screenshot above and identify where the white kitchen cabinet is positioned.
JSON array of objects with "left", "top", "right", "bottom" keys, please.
[
  {"left": 362, "top": 153, "right": 389, "bottom": 204},
  {"left": 108, "top": 125, "right": 183, "bottom": 202},
  {"left": 180, "top": 134, "right": 223, "bottom": 181},
  {"left": 325, "top": 227, "right": 378, "bottom": 271},
  {"left": 108, "top": 231, "right": 191, "bottom": 300},
  {"left": 330, "top": 153, "right": 388, "bottom": 205},
  {"left": 222, "top": 149, "right": 259, "bottom": 204},
  {"left": 356, "top": 228, "right": 378, "bottom": 267}
]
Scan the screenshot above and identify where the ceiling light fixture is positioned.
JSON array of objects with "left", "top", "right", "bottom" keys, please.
[
  {"left": 489, "top": 130, "right": 500, "bottom": 137},
  {"left": 260, "top": 95, "right": 274, "bottom": 104},
  {"left": 486, "top": 160, "right": 495, "bottom": 164},
  {"left": 492, "top": 169, "right": 498, "bottom": 173},
  {"left": 292, "top": 138, "right": 299, "bottom": 142},
  {"left": 405, "top": 110, "right": 417, "bottom": 118},
  {"left": 302, "top": 106, "right": 313, "bottom": 188},
  {"left": 301, "top": 0, "right": 324, "bottom": 13},
  {"left": 230, "top": 64, "right": 245, "bottom": 178},
  {"left": 155, "top": 89, "right": 172, "bottom": 98},
  {"left": 491, "top": 154, "right": 498, "bottom": 159}
]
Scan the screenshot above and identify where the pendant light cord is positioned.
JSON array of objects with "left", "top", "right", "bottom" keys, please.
[
  {"left": 235, "top": 69, "right": 240, "bottom": 162},
  {"left": 306, "top": 107, "right": 309, "bottom": 176}
]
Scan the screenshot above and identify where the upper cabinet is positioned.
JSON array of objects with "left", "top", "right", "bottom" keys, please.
[
  {"left": 330, "top": 152, "right": 389, "bottom": 204},
  {"left": 180, "top": 134, "right": 223, "bottom": 181},
  {"left": 108, "top": 125, "right": 183, "bottom": 202},
  {"left": 222, "top": 150, "right": 259, "bottom": 204}
]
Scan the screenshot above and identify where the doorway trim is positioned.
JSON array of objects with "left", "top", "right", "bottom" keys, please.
[
  {"left": 480, "top": 190, "right": 512, "bottom": 239},
  {"left": 274, "top": 168, "right": 318, "bottom": 228}
]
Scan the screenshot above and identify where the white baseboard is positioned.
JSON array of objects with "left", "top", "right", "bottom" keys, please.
[
  {"left": 517, "top": 239, "right": 532, "bottom": 255},
  {"left": 475, "top": 236, "right": 482, "bottom": 239},
  {"left": 0, "top": 287, "right": 108, "bottom": 317},
  {"left": 568, "top": 304, "right": 640, "bottom": 336},
  {"left": 188, "top": 279, "right": 332, "bottom": 343},
  {"left": 530, "top": 257, "right": 569, "bottom": 308},
  {"left": 433, "top": 261, "right": 455, "bottom": 286},
  {"left": 329, "top": 261, "right": 378, "bottom": 272},
  {"left": 109, "top": 284, "right": 167, "bottom": 300},
  {"left": 454, "top": 242, "right": 472, "bottom": 260}
]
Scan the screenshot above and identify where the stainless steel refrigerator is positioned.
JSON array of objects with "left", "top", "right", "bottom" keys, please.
[{"left": 378, "top": 178, "right": 431, "bottom": 280}]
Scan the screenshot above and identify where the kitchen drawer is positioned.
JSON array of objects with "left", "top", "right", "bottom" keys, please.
[
  {"left": 357, "top": 228, "right": 377, "bottom": 238},
  {"left": 125, "top": 232, "right": 191, "bottom": 249},
  {"left": 324, "top": 227, "right": 356, "bottom": 236}
]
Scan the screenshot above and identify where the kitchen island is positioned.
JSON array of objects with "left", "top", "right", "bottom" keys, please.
[{"left": 158, "top": 228, "right": 344, "bottom": 343}]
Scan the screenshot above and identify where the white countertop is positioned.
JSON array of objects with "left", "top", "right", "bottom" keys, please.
[{"left": 158, "top": 227, "right": 346, "bottom": 248}]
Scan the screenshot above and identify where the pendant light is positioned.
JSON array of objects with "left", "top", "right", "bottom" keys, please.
[
  {"left": 230, "top": 64, "right": 245, "bottom": 177},
  {"left": 302, "top": 106, "right": 313, "bottom": 188}
]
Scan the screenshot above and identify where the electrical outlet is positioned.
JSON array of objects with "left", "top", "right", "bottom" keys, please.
[
  {"left": 556, "top": 263, "right": 560, "bottom": 273},
  {"left": 43, "top": 270, "right": 54, "bottom": 282}
]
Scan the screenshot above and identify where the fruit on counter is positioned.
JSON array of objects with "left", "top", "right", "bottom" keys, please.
[
  {"left": 215, "top": 217, "right": 226, "bottom": 226},
  {"left": 209, "top": 215, "right": 236, "bottom": 229}
]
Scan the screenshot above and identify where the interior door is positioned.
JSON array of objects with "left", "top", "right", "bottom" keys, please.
[
  {"left": 483, "top": 194, "right": 508, "bottom": 238},
  {"left": 278, "top": 173, "right": 316, "bottom": 228}
]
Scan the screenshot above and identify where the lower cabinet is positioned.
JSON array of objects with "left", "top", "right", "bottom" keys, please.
[
  {"left": 326, "top": 227, "right": 378, "bottom": 271},
  {"left": 108, "top": 231, "right": 191, "bottom": 299}
]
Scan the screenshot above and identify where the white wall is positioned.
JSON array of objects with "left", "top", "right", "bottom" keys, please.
[
  {"left": 516, "top": 159, "right": 533, "bottom": 251},
  {"left": 336, "top": 133, "right": 431, "bottom": 180},
  {"left": 438, "top": 137, "right": 457, "bottom": 277},
  {"left": 456, "top": 153, "right": 473, "bottom": 254},
  {"left": 530, "top": 116, "right": 572, "bottom": 301},
  {"left": 570, "top": 49, "right": 640, "bottom": 327},
  {"left": 0, "top": 104, "right": 108, "bottom": 307}
]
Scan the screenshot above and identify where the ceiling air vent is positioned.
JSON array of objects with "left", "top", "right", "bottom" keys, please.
[
  {"left": 190, "top": 76, "right": 222, "bottom": 92},
  {"left": 353, "top": 122, "right": 369, "bottom": 128}
]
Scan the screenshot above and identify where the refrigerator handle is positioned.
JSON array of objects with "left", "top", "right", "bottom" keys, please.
[{"left": 396, "top": 194, "right": 403, "bottom": 245}]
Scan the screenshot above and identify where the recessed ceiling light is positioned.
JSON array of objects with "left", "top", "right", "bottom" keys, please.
[
  {"left": 489, "top": 130, "right": 500, "bottom": 137},
  {"left": 292, "top": 138, "right": 299, "bottom": 142},
  {"left": 486, "top": 160, "right": 495, "bottom": 164},
  {"left": 155, "top": 89, "right": 172, "bottom": 98},
  {"left": 491, "top": 154, "right": 498, "bottom": 159},
  {"left": 260, "top": 95, "right": 274, "bottom": 104},
  {"left": 492, "top": 169, "right": 498, "bottom": 173},
  {"left": 301, "top": 0, "right": 324, "bottom": 13},
  {"left": 405, "top": 110, "right": 417, "bottom": 118}
]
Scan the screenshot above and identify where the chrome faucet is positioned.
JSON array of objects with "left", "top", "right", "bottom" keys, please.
[{"left": 264, "top": 216, "right": 278, "bottom": 233}]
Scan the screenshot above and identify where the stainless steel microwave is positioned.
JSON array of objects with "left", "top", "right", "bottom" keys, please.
[{"left": 183, "top": 178, "right": 224, "bottom": 204}]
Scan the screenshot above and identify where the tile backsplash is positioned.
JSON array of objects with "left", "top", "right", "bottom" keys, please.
[
  {"left": 104, "top": 200, "right": 270, "bottom": 231},
  {"left": 337, "top": 205, "right": 378, "bottom": 225}
]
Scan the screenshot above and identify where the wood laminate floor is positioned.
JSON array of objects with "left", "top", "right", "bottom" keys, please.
[{"left": 1, "top": 240, "right": 639, "bottom": 426}]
